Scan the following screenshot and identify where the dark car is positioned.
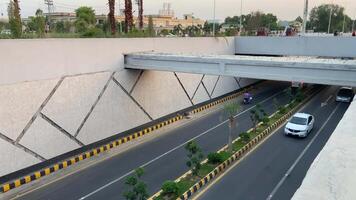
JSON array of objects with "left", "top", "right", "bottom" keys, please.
[{"left": 336, "top": 87, "right": 354, "bottom": 103}]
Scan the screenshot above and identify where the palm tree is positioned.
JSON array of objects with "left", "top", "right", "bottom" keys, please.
[
  {"left": 197, "top": 24, "right": 203, "bottom": 36},
  {"left": 108, "top": 0, "right": 116, "bottom": 35},
  {"left": 173, "top": 25, "right": 180, "bottom": 36},
  {"left": 124, "top": 0, "right": 133, "bottom": 32},
  {"left": 173, "top": 24, "right": 183, "bottom": 36},
  {"left": 223, "top": 102, "right": 241, "bottom": 152},
  {"left": 136, "top": 0, "right": 143, "bottom": 29},
  {"left": 8, "top": 0, "right": 22, "bottom": 38}
]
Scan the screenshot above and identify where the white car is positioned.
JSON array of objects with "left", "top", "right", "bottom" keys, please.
[{"left": 284, "top": 113, "right": 314, "bottom": 138}]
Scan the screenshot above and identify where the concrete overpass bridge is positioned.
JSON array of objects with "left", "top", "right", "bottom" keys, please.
[
  {"left": 125, "top": 37, "right": 356, "bottom": 87},
  {"left": 125, "top": 52, "right": 356, "bottom": 87}
]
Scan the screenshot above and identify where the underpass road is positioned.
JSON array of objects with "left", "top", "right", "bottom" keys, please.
[
  {"left": 8, "top": 82, "right": 296, "bottom": 200},
  {"left": 196, "top": 86, "right": 349, "bottom": 200}
]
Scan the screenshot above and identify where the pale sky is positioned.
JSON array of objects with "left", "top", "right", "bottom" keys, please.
[{"left": 1, "top": 0, "right": 356, "bottom": 21}]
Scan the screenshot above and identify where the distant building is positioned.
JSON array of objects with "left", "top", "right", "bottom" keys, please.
[
  {"left": 43, "top": 12, "right": 77, "bottom": 23},
  {"left": 24, "top": 3, "right": 205, "bottom": 33},
  {"left": 289, "top": 21, "right": 302, "bottom": 32},
  {"left": 278, "top": 20, "right": 302, "bottom": 32},
  {"left": 116, "top": 4, "right": 205, "bottom": 32}
]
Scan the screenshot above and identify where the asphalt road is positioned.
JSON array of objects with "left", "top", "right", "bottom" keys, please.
[
  {"left": 8, "top": 81, "right": 298, "bottom": 200},
  {"left": 196, "top": 86, "right": 349, "bottom": 200}
]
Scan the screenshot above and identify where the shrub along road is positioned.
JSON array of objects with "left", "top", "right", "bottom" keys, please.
[
  {"left": 8, "top": 81, "right": 292, "bottom": 200},
  {"left": 195, "top": 86, "right": 349, "bottom": 200}
]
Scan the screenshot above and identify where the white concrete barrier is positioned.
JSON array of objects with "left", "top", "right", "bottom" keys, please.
[{"left": 235, "top": 36, "right": 356, "bottom": 58}]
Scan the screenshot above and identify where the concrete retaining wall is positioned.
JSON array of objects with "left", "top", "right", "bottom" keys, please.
[
  {"left": 0, "top": 37, "right": 257, "bottom": 177},
  {"left": 0, "top": 37, "right": 235, "bottom": 85},
  {"left": 235, "top": 36, "right": 356, "bottom": 58}
]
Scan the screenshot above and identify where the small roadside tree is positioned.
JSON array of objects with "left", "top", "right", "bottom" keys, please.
[
  {"left": 272, "top": 98, "right": 279, "bottom": 111},
  {"left": 223, "top": 102, "right": 241, "bottom": 152},
  {"left": 123, "top": 168, "right": 149, "bottom": 200},
  {"left": 185, "top": 141, "right": 204, "bottom": 176},
  {"left": 239, "top": 132, "right": 250, "bottom": 143},
  {"left": 286, "top": 88, "right": 294, "bottom": 103},
  {"left": 250, "top": 104, "right": 268, "bottom": 132},
  {"left": 75, "top": 6, "right": 96, "bottom": 33},
  {"left": 161, "top": 181, "right": 179, "bottom": 197},
  {"left": 29, "top": 9, "right": 45, "bottom": 37}
]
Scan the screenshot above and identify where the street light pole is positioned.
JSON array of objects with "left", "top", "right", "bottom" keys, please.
[
  {"left": 212, "top": 0, "right": 216, "bottom": 36},
  {"left": 302, "top": 0, "right": 308, "bottom": 34},
  {"left": 239, "top": 0, "right": 242, "bottom": 32},
  {"left": 342, "top": 15, "right": 346, "bottom": 33},
  {"left": 117, "top": 0, "right": 123, "bottom": 33},
  {"left": 328, "top": 5, "right": 333, "bottom": 34}
]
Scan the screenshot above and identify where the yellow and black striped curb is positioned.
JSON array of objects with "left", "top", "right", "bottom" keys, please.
[
  {"left": 177, "top": 89, "right": 318, "bottom": 200},
  {"left": 0, "top": 115, "right": 183, "bottom": 193},
  {"left": 0, "top": 82, "right": 261, "bottom": 194},
  {"left": 0, "top": 83, "right": 256, "bottom": 194},
  {"left": 149, "top": 87, "right": 317, "bottom": 200}
]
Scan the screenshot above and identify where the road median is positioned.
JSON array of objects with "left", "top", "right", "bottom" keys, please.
[{"left": 149, "top": 86, "right": 321, "bottom": 200}]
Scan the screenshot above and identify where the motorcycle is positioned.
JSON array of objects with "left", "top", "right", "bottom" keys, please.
[{"left": 243, "top": 93, "right": 253, "bottom": 104}]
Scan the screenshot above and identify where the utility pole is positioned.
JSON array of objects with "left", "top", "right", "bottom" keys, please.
[
  {"left": 44, "top": 0, "right": 54, "bottom": 31},
  {"left": 302, "top": 0, "right": 308, "bottom": 34},
  {"left": 212, "top": 0, "right": 216, "bottom": 36},
  {"left": 328, "top": 5, "right": 333, "bottom": 34}
]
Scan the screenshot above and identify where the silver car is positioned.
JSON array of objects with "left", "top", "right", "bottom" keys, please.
[
  {"left": 284, "top": 113, "right": 314, "bottom": 138},
  {"left": 336, "top": 87, "right": 354, "bottom": 103}
]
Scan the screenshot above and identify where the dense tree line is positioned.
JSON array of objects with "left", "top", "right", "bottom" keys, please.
[
  {"left": 309, "top": 4, "right": 353, "bottom": 33},
  {"left": 1, "top": 1, "right": 355, "bottom": 38}
]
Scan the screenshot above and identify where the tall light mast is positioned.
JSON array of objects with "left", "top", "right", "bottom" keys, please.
[
  {"left": 302, "top": 0, "right": 308, "bottom": 34},
  {"left": 44, "top": 0, "right": 54, "bottom": 31}
]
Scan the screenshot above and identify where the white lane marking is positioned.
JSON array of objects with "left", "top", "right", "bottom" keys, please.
[
  {"left": 321, "top": 95, "right": 333, "bottom": 108},
  {"left": 78, "top": 90, "right": 285, "bottom": 200},
  {"left": 194, "top": 87, "right": 321, "bottom": 200},
  {"left": 266, "top": 103, "right": 341, "bottom": 200}
]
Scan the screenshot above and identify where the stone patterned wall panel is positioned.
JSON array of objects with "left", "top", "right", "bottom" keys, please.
[
  {"left": 203, "top": 75, "right": 219, "bottom": 95},
  {"left": 0, "top": 79, "right": 59, "bottom": 140},
  {"left": 19, "top": 117, "right": 80, "bottom": 159},
  {"left": 0, "top": 139, "right": 40, "bottom": 177},
  {"left": 77, "top": 81, "right": 151, "bottom": 145},
  {"left": 175, "top": 73, "right": 203, "bottom": 98},
  {"left": 211, "top": 76, "right": 239, "bottom": 98},
  {"left": 114, "top": 69, "right": 142, "bottom": 92},
  {"left": 192, "top": 84, "right": 210, "bottom": 105},
  {"left": 42, "top": 72, "right": 112, "bottom": 135},
  {"left": 131, "top": 71, "right": 192, "bottom": 119}
]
